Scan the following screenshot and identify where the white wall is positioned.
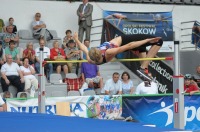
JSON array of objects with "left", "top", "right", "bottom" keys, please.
[{"left": 1, "top": 0, "right": 199, "bottom": 48}]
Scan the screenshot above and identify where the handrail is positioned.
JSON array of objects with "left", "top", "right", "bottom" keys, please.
[
  {"left": 91, "top": 25, "right": 102, "bottom": 29},
  {"left": 181, "top": 28, "right": 192, "bottom": 30},
  {"left": 181, "top": 20, "right": 196, "bottom": 24},
  {"left": 90, "top": 32, "right": 102, "bottom": 35}
]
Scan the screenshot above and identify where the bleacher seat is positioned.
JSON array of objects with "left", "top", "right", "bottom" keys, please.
[
  {"left": 183, "top": 0, "right": 193, "bottom": 4},
  {"left": 51, "top": 91, "right": 67, "bottom": 97},
  {"left": 46, "top": 84, "right": 67, "bottom": 97},
  {"left": 18, "top": 30, "right": 38, "bottom": 44},
  {"left": 18, "top": 30, "right": 34, "bottom": 40},
  {"left": 8, "top": 85, "right": 18, "bottom": 98},
  {"left": 94, "top": 88, "right": 102, "bottom": 95},
  {"left": 35, "top": 74, "right": 51, "bottom": 86},
  {"left": 83, "top": 90, "right": 96, "bottom": 96},
  {"left": 132, "top": 0, "right": 143, "bottom": 2},
  {"left": 33, "top": 43, "right": 40, "bottom": 50},
  {"left": 153, "top": 0, "right": 164, "bottom": 3},
  {"left": 18, "top": 43, "right": 27, "bottom": 50},
  {"left": 17, "top": 47, "right": 24, "bottom": 59},
  {"left": 67, "top": 91, "right": 80, "bottom": 96},
  {"left": 193, "top": 0, "right": 200, "bottom": 4},
  {"left": 66, "top": 73, "right": 78, "bottom": 79},
  {"left": 50, "top": 73, "right": 63, "bottom": 84},
  {"left": 142, "top": 0, "right": 153, "bottom": 3},
  {"left": 17, "top": 92, "right": 30, "bottom": 98}
]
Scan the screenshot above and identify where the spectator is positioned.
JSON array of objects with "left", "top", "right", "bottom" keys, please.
[
  {"left": 20, "top": 57, "right": 38, "bottom": 96},
  {"left": 63, "top": 29, "right": 73, "bottom": 49},
  {"left": 8, "top": 17, "right": 17, "bottom": 34},
  {"left": 121, "top": 71, "right": 134, "bottom": 94},
  {"left": 32, "top": 12, "right": 52, "bottom": 41},
  {"left": 83, "top": 39, "right": 90, "bottom": 60},
  {"left": 5, "top": 40, "right": 20, "bottom": 65},
  {"left": 1, "top": 54, "right": 25, "bottom": 94},
  {"left": 22, "top": 42, "right": 35, "bottom": 65},
  {"left": 81, "top": 62, "right": 103, "bottom": 89},
  {"left": 3, "top": 25, "right": 19, "bottom": 47},
  {"left": 35, "top": 38, "right": 53, "bottom": 80},
  {"left": 2, "top": 91, "right": 11, "bottom": 103},
  {"left": 77, "top": 0, "right": 93, "bottom": 42},
  {"left": 0, "top": 41, "right": 6, "bottom": 68},
  {"left": 3, "top": 91, "right": 11, "bottom": 99},
  {"left": 50, "top": 40, "right": 68, "bottom": 74},
  {"left": 184, "top": 74, "right": 199, "bottom": 95},
  {"left": 135, "top": 73, "right": 158, "bottom": 95},
  {"left": 193, "top": 65, "right": 200, "bottom": 87},
  {"left": 20, "top": 93, "right": 27, "bottom": 98},
  {"left": 0, "top": 18, "right": 6, "bottom": 33},
  {"left": 0, "top": 95, "right": 6, "bottom": 111},
  {"left": 65, "top": 39, "right": 82, "bottom": 73},
  {"left": 103, "top": 72, "right": 122, "bottom": 95}
]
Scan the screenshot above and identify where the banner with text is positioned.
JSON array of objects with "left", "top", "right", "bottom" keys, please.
[
  {"left": 103, "top": 11, "right": 174, "bottom": 52},
  {"left": 122, "top": 95, "right": 200, "bottom": 131},
  {"left": 7, "top": 95, "right": 122, "bottom": 119}
]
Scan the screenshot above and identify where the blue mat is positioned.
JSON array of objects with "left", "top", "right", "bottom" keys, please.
[{"left": 0, "top": 112, "right": 183, "bottom": 132}]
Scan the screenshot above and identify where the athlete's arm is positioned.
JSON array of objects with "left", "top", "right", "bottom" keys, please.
[
  {"left": 107, "top": 37, "right": 161, "bottom": 55},
  {"left": 73, "top": 32, "right": 95, "bottom": 64}
]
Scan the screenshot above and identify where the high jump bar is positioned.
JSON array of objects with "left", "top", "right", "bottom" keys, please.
[{"left": 43, "top": 57, "right": 173, "bottom": 63}]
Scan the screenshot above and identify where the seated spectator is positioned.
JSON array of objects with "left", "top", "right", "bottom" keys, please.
[
  {"left": 135, "top": 73, "right": 158, "bottom": 95},
  {"left": 32, "top": 12, "right": 52, "bottom": 41},
  {"left": 65, "top": 39, "right": 82, "bottom": 74},
  {"left": 63, "top": 29, "right": 73, "bottom": 49},
  {"left": 0, "top": 41, "right": 6, "bottom": 68},
  {"left": 81, "top": 62, "right": 103, "bottom": 89},
  {"left": 50, "top": 40, "right": 68, "bottom": 74},
  {"left": 184, "top": 74, "right": 199, "bottom": 95},
  {"left": 83, "top": 39, "right": 90, "bottom": 60},
  {"left": 2, "top": 91, "right": 11, "bottom": 103},
  {"left": 7, "top": 17, "right": 17, "bottom": 34},
  {"left": 1, "top": 54, "right": 25, "bottom": 94},
  {"left": 3, "top": 91, "right": 11, "bottom": 99},
  {"left": 5, "top": 40, "right": 20, "bottom": 65},
  {"left": 193, "top": 65, "right": 200, "bottom": 87},
  {"left": 3, "top": 25, "right": 19, "bottom": 48},
  {"left": 20, "top": 57, "right": 38, "bottom": 97},
  {"left": 103, "top": 72, "right": 122, "bottom": 95},
  {"left": 0, "top": 94, "right": 6, "bottom": 111},
  {"left": 22, "top": 42, "right": 35, "bottom": 65},
  {"left": 35, "top": 38, "right": 53, "bottom": 80},
  {"left": 0, "top": 18, "right": 6, "bottom": 33},
  {"left": 121, "top": 71, "right": 134, "bottom": 94},
  {"left": 20, "top": 92, "right": 27, "bottom": 98}
]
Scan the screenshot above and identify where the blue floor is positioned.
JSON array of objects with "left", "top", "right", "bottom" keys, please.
[{"left": 0, "top": 112, "right": 183, "bottom": 132}]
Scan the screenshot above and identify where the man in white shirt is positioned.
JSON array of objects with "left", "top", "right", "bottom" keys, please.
[
  {"left": 135, "top": 80, "right": 158, "bottom": 95},
  {"left": 103, "top": 72, "right": 122, "bottom": 95},
  {"left": 1, "top": 54, "right": 25, "bottom": 93},
  {"left": 35, "top": 38, "right": 53, "bottom": 80},
  {"left": 0, "top": 95, "right": 6, "bottom": 111}
]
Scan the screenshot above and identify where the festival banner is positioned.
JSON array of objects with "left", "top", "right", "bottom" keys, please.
[
  {"left": 103, "top": 11, "right": 174, "bottom": 52},
  {"left": 122, "top": 95, "right": 200, "bottom": 131},
  {"left": 7, "top": 95, "right": 122, "bottom": 119},
  {"left": 192, "top": 21, "right": 200, "bottom": 48}
]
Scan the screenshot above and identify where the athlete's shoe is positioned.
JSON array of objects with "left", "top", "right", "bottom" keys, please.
[{"left": 136, "top": 68, "right": 152, "bottom": 81}]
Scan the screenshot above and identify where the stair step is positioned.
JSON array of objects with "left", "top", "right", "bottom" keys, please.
[{"left": 99, "top": 65, "right": 121, "bottom": 70}]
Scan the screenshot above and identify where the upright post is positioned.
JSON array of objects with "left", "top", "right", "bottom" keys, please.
[
  {"left": 173, "top": 41, "right": 185, "bottom": 129},
  {"left": 38, "top": 48, "right": 46, "bottom": 113}
]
